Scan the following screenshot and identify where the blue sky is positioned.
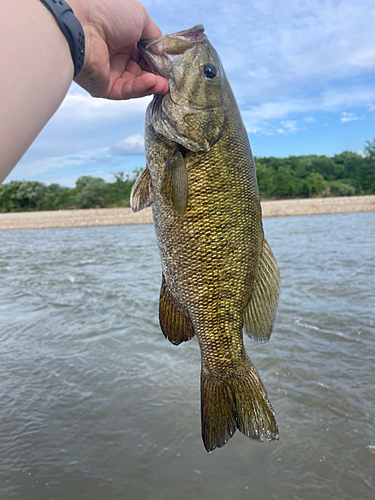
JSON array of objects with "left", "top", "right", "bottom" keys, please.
[{"left": 6, "top": 0, "right": 375, "bottom": 187}]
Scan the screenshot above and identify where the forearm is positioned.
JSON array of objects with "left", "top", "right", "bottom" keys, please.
[
  {"left": 0, "top": 0, "right": 74, "bottom": 183},
  {"left": 0, "top": 0, "right": 168, "bottom": 184}
]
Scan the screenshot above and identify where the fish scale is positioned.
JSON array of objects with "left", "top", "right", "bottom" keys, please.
[{"left": 132, "top": 25, "right": 281, "bottom": 451}]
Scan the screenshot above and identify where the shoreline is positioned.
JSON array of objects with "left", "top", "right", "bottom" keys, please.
[{"left": 0, "top": 195, "right": 374, "bottom": 231}]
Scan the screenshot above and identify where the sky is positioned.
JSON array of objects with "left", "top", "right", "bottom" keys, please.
[{"left": 6, "top": 0, "right": 375, "bottom": 187}]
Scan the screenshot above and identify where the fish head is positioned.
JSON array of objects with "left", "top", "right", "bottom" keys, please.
[{"left": 138, "top": 25, "right": 226, "bottom": 152}]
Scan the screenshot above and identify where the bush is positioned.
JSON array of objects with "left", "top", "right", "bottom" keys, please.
[
  {"left": 54, "top": 187, "right": 77, "bottom": 209},
  {"left": 15, "top": 181, "right": 48, "bottom": 210},
  {"left": 273, "top": 166, "right": 303, "bottom": 197},
  {"left": 255, "top": 163, "right": 274, "bottom": 196},
  {"left": 40, "top": 184, "right": 64, "bottom": 210},
  {"left": 329, "top": 181, "right": 356, "bottom": 196},
  {"left": 0, "top": 181, "right": 23, "bottom": 212},
  {"left": 106, "top": 171, "right": 135, "bottom": 205},
  {"left": 76, "top": 176, "right": 107, "bottom": 208},
  {"left": 358, "top": 161, "right": 375, "bottom": 193},
  {"left": 303, "top": 173, "right": 326, "bottom": 196}
]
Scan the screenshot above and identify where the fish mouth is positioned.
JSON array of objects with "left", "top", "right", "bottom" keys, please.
[
  {"left": 138, "top": 24, "right": 205, "bottom": 53},
  {"left": 138, "top": 25, "right": 206, "bottom": 76},
  {"left": 167, "top": 24, "right": 206, "bottom": 41}
]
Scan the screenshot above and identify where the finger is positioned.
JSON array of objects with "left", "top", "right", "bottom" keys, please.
[
  {"left": 137, "top": 4, "right": 162, "bottom": 41},
  {"left": 147, "top": 76, "right": 169, "bottom": 95},
  {"left": 125, "top": 59, "right": 143, "bottom": 77},
  {"left": 141, "top": 17, "right": 162, "bottom": 41},
  {"left": 125, "top": 74, "right": 169, "bottom": 98},
  {"left": 138, "top": 58, "right": 152, "bottom": 73},
  {"left": 109, "top": 73, "right": 169, "bottom": 100}
]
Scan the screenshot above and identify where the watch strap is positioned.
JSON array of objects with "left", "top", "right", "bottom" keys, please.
[{"left": 40, "top": 0, "right": 85, "bottom": 77}]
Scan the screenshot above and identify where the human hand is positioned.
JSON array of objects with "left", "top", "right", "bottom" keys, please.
[{"left": 69, "top": 0, "right": 169, "bottom": 99}]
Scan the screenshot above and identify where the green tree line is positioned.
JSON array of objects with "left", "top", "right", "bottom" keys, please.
[
  {"left": 1, "top": 140, "right": 375, "bottom": 213},
  {"left": 0, "top": 172, "right": 135, "bottom": 212},
  {"left": 255, "top": 139, "right": 375, "bottom": 198}
]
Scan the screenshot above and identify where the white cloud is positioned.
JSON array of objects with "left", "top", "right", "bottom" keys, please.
[
  {"left": 57, "top": 86, "right": 152, "bottom": 122},
  {"left": 9, "top": 148, "right": 110, "bottom": 185},
  {"left": 16, "top": 0, "right": 375, "bottom": 175},
  {"left": 279, "top": 121, "right": 299, "bottom": 134},
  {"left": 200, "top": 0, "right": 375, "bottom": 102},
  {"left": 110, "top": 134, "right": 145, "bottom": 155},
  {"left": 61, "top": 1, "right": 375, "bottom": 122},
  {"left": 242, "top": 87, "right": 375, "bottom": 130},
  {"left": 16, "top": 149, "right": 107, "bottom": 176},
  {"left": 320, "top": 88, "right": 375, "bottom": 111},
  {"left": 16, "top": 83, "right": 151, "bottom": 168},
  {"left": 142, "top": 1, "right": 375, "bottom": 118},
  {"left": 340, "top": 112, "right": 364, "bottom": 123},
  {"left": 247, "top": 120, "right": 300, "bottom": 136}
]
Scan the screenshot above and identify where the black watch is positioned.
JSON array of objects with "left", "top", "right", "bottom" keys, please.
[{"left": 40, "top": 0, "right": 85, "bottom": 77}]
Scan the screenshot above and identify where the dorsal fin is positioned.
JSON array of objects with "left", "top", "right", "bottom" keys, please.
[
  {"left": 243, "top": 239, "right": 280, "bottom": 342},
  {"left": 130, "top": 167, "right": 154, "bottom": 212}
]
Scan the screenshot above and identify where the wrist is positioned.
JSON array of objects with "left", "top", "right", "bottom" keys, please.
[
  {"left": 62, "top": 0, "right": 96, "bottom": 79},
  {"left": 16, "top": 0, "right": 75, "bottom": 78},
  {"left": 39, "top": 0, "right": 86, "bottom": 77},
  {"left": 65, "top": 0, "right": 88, "bottom": 29}
]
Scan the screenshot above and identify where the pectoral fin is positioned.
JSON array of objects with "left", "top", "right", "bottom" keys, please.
[
  {"left": 168, "top": 150, "right": 189, "bottom": 216},
  {"left": 159, "top": 275, "right": 195, "bottom": 345},
  {"left": 130, "top": 167, "right": 154, "bottom": 212},
  {"left": 243, "top": 239, "right": 280, "bottom": 342}
]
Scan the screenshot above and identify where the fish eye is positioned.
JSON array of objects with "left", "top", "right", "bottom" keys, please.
[{"left": 203, "top": 64, "right": 218, "bottom": 79}]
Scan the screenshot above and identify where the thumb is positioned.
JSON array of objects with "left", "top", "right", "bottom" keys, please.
[{"left": 138, "top": 6, "right": 162, "bottom": 41}]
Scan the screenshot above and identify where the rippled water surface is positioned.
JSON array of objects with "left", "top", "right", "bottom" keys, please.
[{"left": 1, "top": 212, "right": 374, "bottom": 500}]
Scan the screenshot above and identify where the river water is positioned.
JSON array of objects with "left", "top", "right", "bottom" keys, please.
[{"left": 0, "top": 212, "right": 374, "bottom": 500}]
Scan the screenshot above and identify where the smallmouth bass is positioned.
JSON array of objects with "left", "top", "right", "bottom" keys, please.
[{"left": 131, "top": 25, "right": 280, "bottom": 452}]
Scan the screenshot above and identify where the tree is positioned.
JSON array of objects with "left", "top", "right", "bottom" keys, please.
[
  {"left": 54, "top": 187, "right": 77, "bottom": 209},
  {"left": 0, "top": 180, "right": 64, "bottom": 211},
  {"left": 294, "top": 157, "right": 313, "bottom": 178},
  {"left": 106, "top": 171, "right": 135, "bottom": 205},
  {"left": 0, "top": 181, "right": 22, "bottom": 212},
  {"left": 329, "top": 181, "right": 356, "bottom": 196},
  {"left": 15, "top": 181, "right": 47, "bottom": 210},
  {"left": 310, "top": 156, "right": 337, "bottom": 180},
  {"left": 255, "top": 162, "right": 274, "bottom": 196},
  {"left": 41, "top": 183, "right": 64, "bottom": 210},
  {"left": 358, "top": 162, "right": 375, "bottom": 193},
  {"left": 303, "top": 173, "right": 326, "bottom": 196},
  {"left": 76, "top": 176, "right": 107, "bottom": 208},
  {"left": 273, "top": 166, "right": 303, "bottom": 197},
  {"left": 364, "top": 138, "right": 375, "bottom": 161},
  {"left": 361, "top": 139, "right": 375, "bottom": 193}
]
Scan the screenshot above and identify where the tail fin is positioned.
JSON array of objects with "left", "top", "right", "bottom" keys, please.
[{"left": 201, "top": 358, "right": 278, "bottom": 452}]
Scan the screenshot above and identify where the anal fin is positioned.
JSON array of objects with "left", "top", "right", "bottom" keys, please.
[
  {"left": 243, "top": 238, "right": 280, "bottom": 342},
  {"left": 159, "top": 276, "right": 195, "bottom": 345},
  {"left": 130, "top": 167, "right": 154, "bottom": 212}
]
